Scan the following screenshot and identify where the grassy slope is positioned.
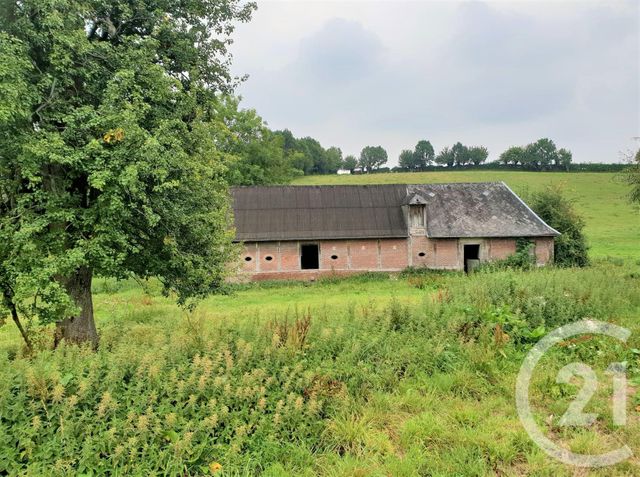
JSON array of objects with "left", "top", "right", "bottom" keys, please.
[
  {"left": 293, "top": 171, "right": 639, "bottom": 259},
  {"left": 2, "top": 265, "right": 640, "bottom": 476}
]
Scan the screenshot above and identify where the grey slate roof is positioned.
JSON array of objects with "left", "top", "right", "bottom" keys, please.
[{"left": 231, "top": 182, "right": 559, "bottom": 242}]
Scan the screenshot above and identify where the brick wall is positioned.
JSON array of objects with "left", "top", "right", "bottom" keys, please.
[
  {"left": 349, "top": 239, "right": 380, "bottom": 270},
  {"left": 434, "top": 239, "right": 460, "bottom": 269},
  {"left": 238, "top": 236, "right": 554, "bottom": 279},
  {"left": 535, "top": 237, "right": 554, "bottom": 265},
  {"left": 320, "top": 240, "right": 349, "bottom": 270},
  {"left": 488, "top": 239, "right": 517, "bottom": 260},
  {"left": 380, "top": 238, "right": 409, "bottom": 270}
]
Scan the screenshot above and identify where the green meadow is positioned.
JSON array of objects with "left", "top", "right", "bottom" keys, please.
[
  {"left": 294, "top": 171, "right": 639, "bottom": 259},
  {"left": 2, "top": 264, "right": 640, "bottom": 476}
]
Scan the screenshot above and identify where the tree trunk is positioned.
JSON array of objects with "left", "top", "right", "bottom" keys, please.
[{"left": 54, "top": 266, "right": 98, "bottom": 348}]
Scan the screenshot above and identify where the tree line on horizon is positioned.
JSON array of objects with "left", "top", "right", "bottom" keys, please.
[{"left": 231, "top": 130, "right": 580, "bottom": 182}]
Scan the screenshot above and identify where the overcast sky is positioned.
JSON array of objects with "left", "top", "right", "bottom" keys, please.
[{"left": 230, "top": 0, "right": 639, "bottom": 166}]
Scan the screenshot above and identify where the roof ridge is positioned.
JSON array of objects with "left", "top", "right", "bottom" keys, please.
[{"left": 231, "top": 182, "right": 504, "bottom": 189}]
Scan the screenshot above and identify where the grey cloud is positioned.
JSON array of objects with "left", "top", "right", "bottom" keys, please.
[
  {"left": 235, "top": 1, "right": 639, "bottom": 163},
  {"left": 294, "top": 18, "right": 383, "bottom": 86}
]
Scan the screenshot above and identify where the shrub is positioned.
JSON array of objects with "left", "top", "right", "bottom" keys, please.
[{"left": 529, "top": 186, "right": 589, "bottom": 267}]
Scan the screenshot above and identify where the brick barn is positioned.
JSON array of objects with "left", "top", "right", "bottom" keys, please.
[{"left": 231, "top": 182, "right": 559, "bottom": 280}]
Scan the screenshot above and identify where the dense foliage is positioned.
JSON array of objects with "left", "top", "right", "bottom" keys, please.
[
  {"left": 358, "top": 145, "right": 388, "bottom": 172},
  {"left": 1, "top": 263, "right": 639, "bottom": 475},
  {"left": 271, "top": 130, "right": 343, "bottom": 176},
  {"left": 530, "top": 186, "right": 589, "bottom": 267},
  {"left": 399, "top": 140, "right": 435, "bottom": 171},
  {"left": 624, "top": 148, "right": 640, "bottom": 205},
  {"left": 0, "top": 0, "right": 255, "bottom": 345},
  {"left": 499, "top": 138, "right": 572, "bottom": 170}
]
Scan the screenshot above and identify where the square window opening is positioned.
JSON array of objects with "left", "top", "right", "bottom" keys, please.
[{"left": 300, "top": 244, "right": 319, "bottom": 270}]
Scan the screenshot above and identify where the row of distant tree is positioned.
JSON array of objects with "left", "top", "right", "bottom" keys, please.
[
  {"left": 229, "top": 125, "right": 609, "bottom": 184},
  {"left": 342, "top": 137, "right": 573, "bottom": 173}
]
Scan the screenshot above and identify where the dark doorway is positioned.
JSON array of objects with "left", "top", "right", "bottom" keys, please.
[
  {"left": 463, "top": 244, "right": 480, "bottom": 273},
  {"left": 300, "top": 244, "right": 319, "bottom": 270}
]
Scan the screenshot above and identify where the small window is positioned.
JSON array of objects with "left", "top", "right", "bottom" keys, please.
[
  {"left": 244, "top": 256, "right": 252, "bottom": 262},
  {"left": 331, "top": 255, "right": 338, "bottom": 260},
  {"left": 265, "top": 255, "right": 273, "bottom": 261},
  {"left": 418, "top": 252, "right": 426, "bottom": 257},
  {"left": 410, "top": 205, "right": 425, "bottom": 228}
]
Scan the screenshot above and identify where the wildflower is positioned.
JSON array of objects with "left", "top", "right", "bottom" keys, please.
[
  {"left": 307, "top": 396, "right": 319, "bottom": 415},
  {"left": 77, "top": 379, "right": 90, "bottom": 398},
  {"left": 114, "top": 445, "right": 124, "bottom": 458},
  {"left": 257, "top": 397, "right": 266, "bottom": 411},
  {"left": 106, "top": 427, "right": 117, "bottom": 442},
  {"left": 137, "top": 414, "right": 149, "bottom": 432},
  {"left": 203, "top": 413, "right": 218, "bottom": 429},
  {"left": 148, "top": 364, "right": 160, "bottom": 379},
  {"left": 31, "top": 415, "right": 41, "bottom": 432},
  {"left": 148, "top": 390, "right": 158, "bottom": 404},
  {"left": 224, "top": 350, "right": 234, "bottom": 372},
  {"left": 165, "top": 412, "right": 177, "bottom": 427},
  {"left": 209, "top": 462, "right": 223, "bottom": 474},
  {"left": 271, "top": 333, "right": 281, "bottom": 348},
  {"left": 294, "top": 396, "right": 304, "bottom": 411},
  {"left": 51, "top": 383, "right": 65, "bottom": 403},
  {"left": 66, "top": 394, "right": 78, "bottom": 410},
  {"left": 97, "top": 391, "right": 115, "bottom": 417}
]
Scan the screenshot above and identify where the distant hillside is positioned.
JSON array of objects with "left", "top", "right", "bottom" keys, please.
[{"left": 293, "top": 171, "right": 638, "bottom": 260}]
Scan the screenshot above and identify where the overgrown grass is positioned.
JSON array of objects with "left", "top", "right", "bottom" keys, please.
[
  {"left": 2, "top": 261, "right": 639, "bottom": 475},
  {"left": 293, "top": 171, "right": 640, "bottom": 260}
]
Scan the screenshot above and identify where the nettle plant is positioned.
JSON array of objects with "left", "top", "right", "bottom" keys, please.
[{"left": 0, "top": 0, "right": 255, "bottom": 347}]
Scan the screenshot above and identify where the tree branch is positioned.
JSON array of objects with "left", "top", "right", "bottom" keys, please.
[{"left": 3, "top": 289, "right": 33, "bottom": 353}]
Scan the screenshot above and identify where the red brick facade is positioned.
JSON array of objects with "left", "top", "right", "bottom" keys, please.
[{"left": 238, "top": 236, "right": 555, "bottom": 280}]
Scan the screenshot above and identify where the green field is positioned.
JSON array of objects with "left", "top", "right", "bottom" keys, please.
[
  {"left": 2, "top": 264, "right": 640, "bottom": 476},
  {"left": 294, "top": 171, "right": 639, "bottom": 259}
]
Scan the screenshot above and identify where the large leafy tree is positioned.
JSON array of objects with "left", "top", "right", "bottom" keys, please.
[
  {"left": 221, "top": 99, "right": 300, "bottom": 185},
  {"left": 556, "top": 148, "right": 572, "bottom": 171},
  {"left": 0, "top": 0, "right": 255, "bottom": 347},
  {"left": 468, "top": 146, "right": 489, "bottom": 165},
  {"left": 525, "top": 138, "right": 558, "bottom": 170},
  {"left": 398, "top": 149, "right": 415, "bottom": 170},
  {"left": 451, "top": 142, "right": 470, "bottom": 166},
  {"left": 341, "top": 154, "right": 358, "bottom": 173},
  {"left": 325, "top": 147, "right": 343, "bottom": 174},
  {"left": 499, "top": 146, "right": 525, "bottom": 165},
  {"left": 435, "top": 146, "right": 454, "bottom": 167},
  {"left": 358, "top": 146, "right": 387, "bottom": 172},
  {"left": 412, "top": 140, "right": 434, "bottom": 169}
]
